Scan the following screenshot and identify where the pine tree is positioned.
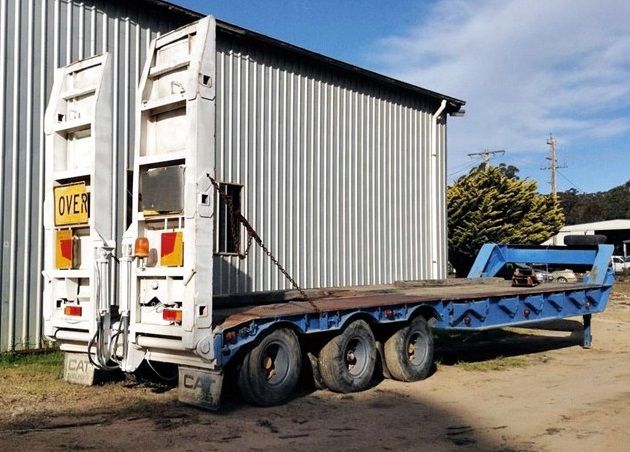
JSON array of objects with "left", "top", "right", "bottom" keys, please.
[{"left": 448, "top": 164, "right": 564, "bottom": 275}]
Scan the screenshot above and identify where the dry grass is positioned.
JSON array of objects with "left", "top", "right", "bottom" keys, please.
[
  {"left": 454, "top": 354, "right": 552, "bottom": 372},
  {"left": 612, "top": 280, "right": 630, "bottom": 298},
  {"left": 0, "top": 351, "right": 174, "bottom": 425}
]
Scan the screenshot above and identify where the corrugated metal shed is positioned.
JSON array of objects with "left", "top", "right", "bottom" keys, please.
[
  {"left": 0, "top": 0, "right": 192, "bottom": 352},
  {"left": 213, "top": 34, "right": 453, "bottom": 294},
  {"left": 0, "top": 0, "right": 464, "bottom": 351}
]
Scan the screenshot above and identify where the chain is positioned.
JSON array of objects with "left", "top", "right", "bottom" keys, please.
[{"left": 207, "top": 174, "right": 309, "bottom": 301}]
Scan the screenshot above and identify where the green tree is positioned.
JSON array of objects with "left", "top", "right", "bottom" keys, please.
[
  {"left": 558, "top": 180, "right": 630, "bottom": 224},
  {"left": 448, "top": 164, "right": 564, "bottom": 275}
]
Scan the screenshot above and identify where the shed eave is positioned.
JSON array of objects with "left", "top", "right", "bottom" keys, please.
[{"left": 140, "top": 0, "right": 466, "bottom": 110}]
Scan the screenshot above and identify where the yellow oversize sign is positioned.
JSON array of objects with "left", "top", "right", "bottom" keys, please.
[{"left": 54, "top": 183, "right": 89, "bottom": 226}]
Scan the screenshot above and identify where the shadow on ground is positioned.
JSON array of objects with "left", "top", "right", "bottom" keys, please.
[
  {"left": 0, "top": 383, "right": 530, "bottom": 451},
  {"left": 0, "top": 322, "right": 585, "bottom": 451},
  {"left": 434, "top": 319, "right": 583, "bottom": 365}
]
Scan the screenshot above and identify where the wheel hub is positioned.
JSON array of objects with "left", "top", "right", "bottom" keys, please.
[
  {"left": 346, "top": 349, "right": 357, "bottom": 369},
  {"left": 259, "top": 342, "right": 291, "bottom": 386},
  {"left": 344, "top": 338, "right": 368, "bottom": 376},
  {"left": 262, "top": 356, "right": 276, "bottom": 380}
]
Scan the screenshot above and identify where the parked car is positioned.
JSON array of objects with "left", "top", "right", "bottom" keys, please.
[
  {"left": 534, "top": 269, "right": 552, "bottom": 283},
  {"left": 550, "top": 269, "right": 578, "bottom": 283}
]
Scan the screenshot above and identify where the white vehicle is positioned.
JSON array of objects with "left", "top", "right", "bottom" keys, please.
[
  {"left": 611, "top": 256, "right": 629, "bottom": 274},
  {"left": 550, "top": 269, "right": 578, "bottom": 283}
]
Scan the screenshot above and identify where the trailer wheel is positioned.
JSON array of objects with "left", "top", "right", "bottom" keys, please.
[
  {"left": 384, "top": 316, "right": 433, "bottom": 382},
  {"left": 237, "top": 328, "right": 302, "bottom": 406},
  {"left": 318, "top": 320, "right": 377, "bottom": 393}
]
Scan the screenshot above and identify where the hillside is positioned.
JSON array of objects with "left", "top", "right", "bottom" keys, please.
[{"left": 558, "top": 181, "right": 630, "bottom": 225}]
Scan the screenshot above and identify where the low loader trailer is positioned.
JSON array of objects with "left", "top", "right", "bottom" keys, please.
[
  {"left": 194, "top": 243, "right": 614, "bottom": 407},
  {"left": 43, "top": 17, "right": 615, "bottom": 410}
]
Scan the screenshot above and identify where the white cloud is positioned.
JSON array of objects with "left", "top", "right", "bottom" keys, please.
[{"left": 372, "top": 0, "right": 630, "bottom": 174}]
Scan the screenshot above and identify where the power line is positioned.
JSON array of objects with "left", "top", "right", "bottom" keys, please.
[
  {"left": 449, "top": 148, "right": 509, "bottom": 178},
  {"left": 449, "top": 159, "right": 478, "bottom": 172},
  {"left": 557, "top": 170, "right": 582, "bottom": 193},
  {"left": 447, "top": 161, "right": 478, "bottom": 178}
]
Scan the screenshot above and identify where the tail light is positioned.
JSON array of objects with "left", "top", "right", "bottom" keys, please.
[
  {"left": 64, "top": 305, "right": 82, "bottom": 316},
  {"left": 163, "top": 309, "right": 182, "bottom": 323},
  {"left": 224, "top": 331, "right": 237, "bottom": 343}
]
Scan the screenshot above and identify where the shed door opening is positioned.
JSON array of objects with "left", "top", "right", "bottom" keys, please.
[{"left": 217, "top": 183, "right": 242, "bottom": 254}]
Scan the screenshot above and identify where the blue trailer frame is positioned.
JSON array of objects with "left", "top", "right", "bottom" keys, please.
[{"left": 213, "top": 244, "right": 615, "bottom": 367}]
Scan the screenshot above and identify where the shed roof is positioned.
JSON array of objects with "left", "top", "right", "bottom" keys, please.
[{"left": 140, "top": 0, "right": 466, "bottom": 113}]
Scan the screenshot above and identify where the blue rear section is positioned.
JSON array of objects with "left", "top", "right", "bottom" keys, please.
[
  {"left": 214, "top": 244, "right": 615, "bottom": 367},
  {"left": 468, "top": 244, "right": 613, "bottom": 285}
]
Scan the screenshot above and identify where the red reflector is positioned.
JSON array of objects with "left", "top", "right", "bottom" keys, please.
[
  {"left": 64, "top": 305, "right": 82, "bottom": 316},
  {"left": 163, "top": 309, "right": 182, "bottom": 323},
  {"left": 225, "top": 331, "right": 236, "bottom": 342},
  {"left": 384, "top": 309, "right": 394, "bottom": 319},
  {"left": 161, "top": 232, "right": 177, "bottom": 255},
  {"left": 160, "top": 231, "right": 183, "bottom": 267},
  {"left": 60, "top": 238, "right": 73, "bottom": 260}
]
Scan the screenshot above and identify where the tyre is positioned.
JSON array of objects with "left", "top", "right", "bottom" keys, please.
[
  {"left": 318, "top": 320, "right": 377, "bottom": 393},
  {"left": 237, "top": 328, "right": 302, "bottom": 406},
  {"left": 383, "top": 316, "right": 434, "bottom": 382},
  {"left": 564, "top": 234, "right": 606, "bottom": 246},
  {"left": 556, "top": 276, "right": 568, "bottom": 283}
]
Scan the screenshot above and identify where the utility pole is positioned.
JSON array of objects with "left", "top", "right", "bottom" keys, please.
[
  {"left": 541, "top": 134, "right": 566, "bottom": 201},
  {"left": 541, "top": 134, "right": 567, "bottom": 246},
  {"left": 467, "top": 149, "right": 505, "bottom": 164}
]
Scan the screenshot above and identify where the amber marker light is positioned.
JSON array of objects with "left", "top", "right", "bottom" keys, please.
[
  {"left": 64, "top": 306, "right": 82, "bottom": 316},
  {"left": 134, "top": 237, "right": 150, "bottom": 258},
  {"left": 163, "top": 309, "right": 183, "bottom": 323}
]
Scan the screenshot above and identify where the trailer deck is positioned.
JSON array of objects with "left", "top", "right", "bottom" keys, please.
[
  {"left": 214, "top": 279, "right": 600, "bottom": 328},
  {"left": 211, "top": 243, "right": 614, "bottom": 369},
  {"left": 213, "top": 278, "right": 611, "bottom": 365}
]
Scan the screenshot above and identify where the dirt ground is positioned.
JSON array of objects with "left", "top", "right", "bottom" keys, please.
[{"left": 2, "top": 283, "right": 630, "bottom": 451}]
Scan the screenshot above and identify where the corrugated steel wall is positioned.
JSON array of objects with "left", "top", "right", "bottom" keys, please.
[
  {"left": 214, "top": 37, "right": 448, "bottom": 295},
  {"left": 0, "top": 0, "right": 189, "bottom": 352},
  {"left": 0, "top": 0, "right": 450, "bottom": 349}
]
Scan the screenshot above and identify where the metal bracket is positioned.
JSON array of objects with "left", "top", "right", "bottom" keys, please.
[
  {"left": 498, "top": 297, "right": 519, "bottom": 317},
  {"left": 523, "top": 295, "right": 544, "bottom": 314},
  {"left": 178, "top": 366, "right": 224, "bottom": 411}
]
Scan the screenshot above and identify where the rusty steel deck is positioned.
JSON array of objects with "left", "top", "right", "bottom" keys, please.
[{"left": 213, "top": 279, "right": 597, "bottom": 331}]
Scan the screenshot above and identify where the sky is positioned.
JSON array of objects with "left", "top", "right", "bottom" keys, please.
[{"left": 172, "top": 0, "right": 630, "bottom": 194}]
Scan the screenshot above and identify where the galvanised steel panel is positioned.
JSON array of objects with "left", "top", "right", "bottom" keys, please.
[
  {"left": 0, "top": 0, "right": 190, "bottom": 352},
  {"left": 213, "top": 37, "right": 449, "bottom": 295}
]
